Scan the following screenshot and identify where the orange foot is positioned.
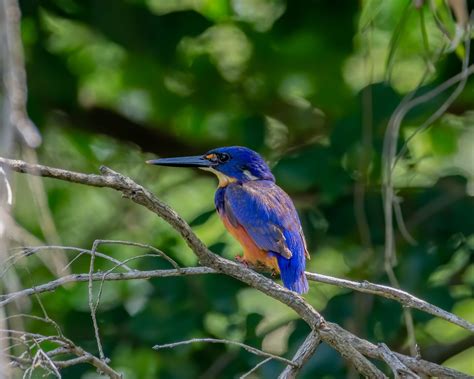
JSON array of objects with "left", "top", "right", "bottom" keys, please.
[{"left": 235, "top": 255, "right": 249, "bottom": 267}]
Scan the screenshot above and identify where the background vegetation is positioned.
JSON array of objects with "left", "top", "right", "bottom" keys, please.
[{"left": 1, "top": 0, "right": 474, "bottom": 377}]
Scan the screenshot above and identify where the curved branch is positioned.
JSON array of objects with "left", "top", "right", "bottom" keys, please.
[
  {"left": 305, "top": 272, "right": 474, "bottom": 332},
  {"left": 278, "top": 331, "right": 321, "bottom": 379},
  {"left": 0, "top": 267, "right": 215, "bottom": 307},
  {"left": 1, "top": 156, "right": 471, "bottom": 378},
  {"left": 331, "top": 322, "right": 472, "bottom": 379},
  {"left": 153, "top": 338, "right": 296, "bottom": 367}
]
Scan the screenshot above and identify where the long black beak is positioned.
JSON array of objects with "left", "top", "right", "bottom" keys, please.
[{"left": 146, "top": 155, "right": 213, "bottom": 168}]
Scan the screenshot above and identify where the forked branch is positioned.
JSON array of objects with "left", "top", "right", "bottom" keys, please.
[{"left": 0, "top": 156, "right": 471, "bottom": 378}]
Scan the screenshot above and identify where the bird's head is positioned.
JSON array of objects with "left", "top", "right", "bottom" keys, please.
[{"left": 147, "top": 146, "right": 274, "bottom": 186}]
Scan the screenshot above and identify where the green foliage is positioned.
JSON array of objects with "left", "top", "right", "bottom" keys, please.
[{"left": 7, "top": 0, "right": 474, "bottom": 377}]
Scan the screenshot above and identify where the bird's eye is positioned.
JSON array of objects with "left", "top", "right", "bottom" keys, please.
[{"left": 217, "top": 153, "right": 230, "bottom": 162}]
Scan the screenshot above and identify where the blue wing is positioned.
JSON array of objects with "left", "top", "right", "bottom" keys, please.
[
  {"left": 223, "top": 181, "right": 308, "bottom": 261},
  {"left": 221, "top": 180, "right": 309, "bottom": 293}
]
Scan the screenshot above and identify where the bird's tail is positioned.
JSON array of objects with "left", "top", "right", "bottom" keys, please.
[{"left": 276, "top": 254, "right": 308, "bottom": 294}]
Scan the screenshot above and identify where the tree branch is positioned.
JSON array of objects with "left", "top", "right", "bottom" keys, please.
[
  {"left": 0, "top": 267, "right": 216, "bottom": 308},
  {"left": 153, "top": 338, "right": 297, "bottom": 367},
  {"left": 330, "top": 322, "right": 473, "bottom": 379},
  {"left": 1, "top": 156, "right": 472, "bottom": 378},
  {"left": 6, "top": 330, "right": 123, "bottom": 378},
  {"left": 305, "top": 272, "right": 474, "bottom": 332},
  {"left": 378, "top": 343, "right": 420, "bottom": 379},
  {"left": 278, "top": 331, "right": 321, "bottom": 379}
]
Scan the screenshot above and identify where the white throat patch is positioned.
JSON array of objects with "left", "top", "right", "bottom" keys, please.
[{"left": 200, "top": 167, "right": 237, "bottom": 187}]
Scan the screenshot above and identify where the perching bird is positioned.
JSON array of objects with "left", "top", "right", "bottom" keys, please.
[{"left": 147, "top": 146, "right": 310, "bottom": 294}]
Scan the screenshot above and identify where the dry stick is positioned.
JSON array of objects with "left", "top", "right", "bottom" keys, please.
[
  {"left": 94, "top": 252, "right": 179, "bottom": 312},
  {"left": 330, "top": 322, "right": 473, "bottom": 379},
  {"left": 0, "top": 272, "right": 472, "bottom": 378},
  {"left": 0, "top": 158, "right": 384, "bottom": 378},
  {"left": 305, "top": 272, "right": 474, "bottom": 332},
  {"left": 0, "top": 245, "right": 134, "bottom": 278},
  {"left": 0, "top": 158, "right": 471, "bottom": 378},
  {"left": 88, "top": 240, "right": 105, "bottom": 362},
  {"left": 88, "top": 239, "right": 182, "bottom": 364},
  {"left": 239, "top": 357, "right": 272, "bottom": 379},
  {"left": 29, "top": 338, "right": 62, "bottom": 378},
  {"left": 378, "top": 343, "right": 420, "bottom": 379},
  {"left": 6, "top": 329, "right": 123, "bottom": 379},
  {"left": 90, "top": 239, "right": 180, "bottom": 270},
  {"left": 0, "top": 267, "right": 216, "bottom": 307},
  {"left": 278, "top": 330, "right": 321, "bottom": 379},
  {"left": 153, "top": 338, "right": 296, "bottom": 367},
  {"left": 2, "top": 266, "right": 471, "bottom": 333}
]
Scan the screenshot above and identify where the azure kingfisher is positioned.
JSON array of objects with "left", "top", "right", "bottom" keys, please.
[{"left": 147, "top": 146, "right": 310, "bottom": 294}]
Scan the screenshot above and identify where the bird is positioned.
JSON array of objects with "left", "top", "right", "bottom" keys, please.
[{"left": 147, "top": 146, "right": 310, "bottom": 294}]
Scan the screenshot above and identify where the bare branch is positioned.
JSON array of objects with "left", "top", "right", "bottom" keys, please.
[
  {"left": 1, "top": 245, "right": 134, "bottom": 278},
  {"left": 378, "top": 343, "right": 420, "bottom": 379},
  {"left": 240, "top": 357, "right": 272, "bottom": 378},
  {"left": 88, "top": 240, "right": 105, "bottom": 362},
  {"left": 305, "top": 272, "right": 474, "bottom": 332},
  {"left": 1, "top": 157, "right": 471, "bottom": 378},
  {"left": 278, "top": 330, "right": 321, "bottom": 379},
  {"left": 330, "top": 322, "right": 473, "bottom": 379},
  {"left": 87, "top": 239, "right": 180, "bottom": 270},
  {"left": 6, "top": 328, "right": 123, "bottom": 378},
  {"left": 4, "top": 248, "right": 472, "bottom": 334},
  {"left": 153, "top": 338, "right": 297, "bottom": 367},
  {"left": 0, "top": 267, "right": 216, "bottom": 308}
]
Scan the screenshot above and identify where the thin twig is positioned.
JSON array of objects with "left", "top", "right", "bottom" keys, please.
[
  {"left": 378, "top": 343, "right": 420, "bottom": 379},
  {"left": 3, "top": 263, "right": 472, "bottom": 334},
  {"left": 86, "top": 239, "right": 180, "bottom": 362},
  {"left": 153, "top": 338, "right": 297, "bottom": 367},
  {"left": 331, "top": 322, "right": 472, "bottom": 379},
  {"left": 88, "top": 240, "right": 105, "bottom": 362},
  {"left": 0, "top": 245, "right": 134, "bottom": 279},
  {"left": 87, "top": 239, "right": 180, "bottom": 270},
  {"left": 0, "top": 267, "right": 216, "bottom": 307},
  {"left": 1, "top": 157, "right": 471, "bottom": 378},
  {"left": 278, "top": 330, "right": 321, "bottom": 379},
  {"left": 5, "top": 328, "right": 123, "bottom": 378},
  {"left": 305, "top": 272, "right": 474, "bottom": 332},
  {"left": 240, "top": 357, "right": 272, "bottom": 379}
]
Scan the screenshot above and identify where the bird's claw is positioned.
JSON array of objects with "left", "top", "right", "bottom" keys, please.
[{"left": 235, "top": 255, "right": 249, "bottom": 267}]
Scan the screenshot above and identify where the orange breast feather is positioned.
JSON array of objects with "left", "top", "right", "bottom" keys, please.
[{"left": 221, "top": 214, "right": 279, "bottom": 272}]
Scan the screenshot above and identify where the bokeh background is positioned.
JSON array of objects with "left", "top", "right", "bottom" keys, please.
[{"left": 2, "top": 0, "right": 474, "bottom": 377}]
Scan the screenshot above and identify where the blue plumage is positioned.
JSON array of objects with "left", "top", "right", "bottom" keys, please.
[
  {"left": 148, "top": 146, "right": 310, "bottom": 294},
  {"left": 219, "top": 180, "right": 309, "bottom": 293}
]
